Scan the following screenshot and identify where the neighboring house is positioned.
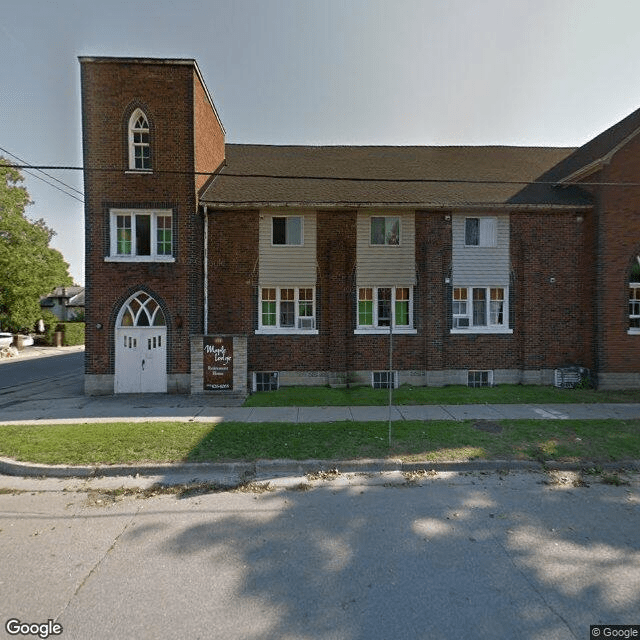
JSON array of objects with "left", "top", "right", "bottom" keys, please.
[
  {"left": 40, "top": 286, "right": 85, "bottom": 322},
  {"left": 79, "top": 56, "right": 640, "bottom": 395}
]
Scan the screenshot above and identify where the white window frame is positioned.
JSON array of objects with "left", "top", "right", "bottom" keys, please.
[
  {"left": 106, "top": 209, "right": 175, "bottom": 263},
  {"left": 451, "top": 286, "right": 512, "bottom": 334},
  {"left": 629, "top": 255, "right": 640, "bottom": 335},
  {"left": 256, "top": 286, "right": 318, "bottom": 335},
  {"left": 355, "top": 286, "right": 416, "bottom": 334},
  {"left": 370, "top": 216, "right": 401, "bottom": 246},
  {"left": 253, "top": 371, "right": 279, "bottom": 392},
  {"left": 468, "top": 370, "right": 494, "bottom": 387},
  {"left": 127, "top": 108, "right": 151, "bottom": 172},
  {"left": 271, "top": 215, "right": 303, "bottom": 246},
  {"left": 464, "top": 217, "right": 497, "bottom": 247}
]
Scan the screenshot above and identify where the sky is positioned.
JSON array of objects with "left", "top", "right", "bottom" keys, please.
[{"left": 2, "top": 0, "right": 640, "bottom": 286}]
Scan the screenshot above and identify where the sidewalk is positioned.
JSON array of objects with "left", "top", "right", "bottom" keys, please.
[
  {"left": 0, "top": 343, "right": 85, "bottom": 362},
  {"left": 2, "top": 390, "right": 640, "bottom": 425}
]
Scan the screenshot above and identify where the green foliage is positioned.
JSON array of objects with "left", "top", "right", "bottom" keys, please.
[
  {"left": 0, "top": 158, "right": 72, "bottom": 331},
  {"left": 245, "top": 384, "right": 640, "bottom": 406},
  {"left": 57, "top": 321, "right": 85, "bottom": 346},
  {"left": 0, "top": 418, "right": 639, "bottom": 465},
  {"left": 69, "top": 309, "right": 85, "bottom": 322},
  {"left": 39, "top": 310, "right": 59, "bottom": 345}
]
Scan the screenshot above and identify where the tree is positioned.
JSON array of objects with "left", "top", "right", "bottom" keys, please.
[{"left": 0, "top": 158, "right": 72, "bottom": 331}]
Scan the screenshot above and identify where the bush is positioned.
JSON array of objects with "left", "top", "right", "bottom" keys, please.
[
  {"left": 40, "top": 311, "right": 59, "bottom": 345},
  {"left": 56, "top": 322, "right": 85, "bottom": 346}
]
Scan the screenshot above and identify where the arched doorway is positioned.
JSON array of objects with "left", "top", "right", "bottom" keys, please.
[{"left": 115, "top": 292, "right": 167, "bottom": 393}]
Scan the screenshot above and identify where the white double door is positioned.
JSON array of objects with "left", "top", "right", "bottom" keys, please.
[{"left": 115, "top": 327, "right": 167, "bottom": 393}]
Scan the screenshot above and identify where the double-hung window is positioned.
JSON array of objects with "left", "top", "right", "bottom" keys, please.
[
  {"left": 356, "top": 286, "right": 414, "bottom": 332},
  {"left": 108, "top": 209, "right": 173, "bottom": 262},
  {"left": 629, "top": 256, "right": 640, "bottom": 334},
  {"left": 452, "top": 286, "right": 509, "bottom": 332},
  {"left": 258, "top": 287, "right": 316, "bottom": 333}
]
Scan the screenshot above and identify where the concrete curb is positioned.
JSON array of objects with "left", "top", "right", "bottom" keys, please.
[{"left": 1, "top": 455, "right": 639, "bottom": 481}]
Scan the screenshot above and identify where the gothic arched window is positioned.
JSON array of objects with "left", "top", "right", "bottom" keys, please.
[{"left": 128, "top": 109, "right": 151, "bottom": 171}]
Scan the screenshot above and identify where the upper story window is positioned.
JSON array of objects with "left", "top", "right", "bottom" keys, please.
[
  {"left": 128, "top": 109, "right": 151, "bottom": 171},
  {"left": 465, "top": 217, "right": 496, "bottom": 247},
  {"left": 106, "top": 209, "right": 174, "bottom": 263},
  {"left": 629, "top": 256, "right": 640, "bottom": 334},
  {"left": 371, "top": 217, "right": 400, "bottom": 245},
  {"left": 272, "top": 216, "right": 302, "bottom": 245}
]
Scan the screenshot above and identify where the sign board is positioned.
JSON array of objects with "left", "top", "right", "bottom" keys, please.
[{"left": 203, "top": 336, "right": 233, "bottom": 390}]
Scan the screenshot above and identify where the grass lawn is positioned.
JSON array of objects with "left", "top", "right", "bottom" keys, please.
[
  {"left": 1, "top": 419, "right": 639, "bottom": 466},
  {"left": 243, "top": 384, "right": 640, "bottom": 407}
]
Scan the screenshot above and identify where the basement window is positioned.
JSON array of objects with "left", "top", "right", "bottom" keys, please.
[
  {"left": 467, "top": 370, "right": 493, "bottom": 388},
  {"left": 372, "top": 370, "right": 398, "bottom": 389},
  {"left": 254, "top": 372, "right": 279, "bottom": 392}
]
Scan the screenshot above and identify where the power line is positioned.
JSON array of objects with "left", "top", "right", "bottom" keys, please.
[
  {"left": 2, "top": 162, "right": 640, "bottom": 188},
  {"left": 0, "top": 148, "right": 84, "bottom": 196},
  {"left": 0, "top": 150, "right": 84, "bottom": 203}
]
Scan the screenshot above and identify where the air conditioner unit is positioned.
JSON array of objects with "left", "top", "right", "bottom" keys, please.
[
  {"left": 553, "top": 366, "right": 589, "bottom": 389},
  {"left": 298, "top": 317, "right": 315, "bottom": 329},
  {"left": 454, "top": 317, "right": 470, "bottom": 328}
]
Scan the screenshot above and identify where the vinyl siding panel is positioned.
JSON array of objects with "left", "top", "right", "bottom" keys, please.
[
  {"left": 259, "top": 211, "right": 317, "bottom": 286},
  {"left": 356, "top": 211, "right": 416, "bottom": 286},
  {"left": 452, "top": 214, "right": 510, "bottom": 286}
]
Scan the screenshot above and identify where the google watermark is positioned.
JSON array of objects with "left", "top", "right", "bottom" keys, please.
[
  {"left": 591, "top": 626, "right": 640, "bottom": 639},
  {"left": 5, "top": 619, "right": 62, "bottom": 639}
]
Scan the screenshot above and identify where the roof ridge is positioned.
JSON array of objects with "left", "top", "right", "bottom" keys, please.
[{"left": 225, "top": 142, "right": 577, "bottom": 151}]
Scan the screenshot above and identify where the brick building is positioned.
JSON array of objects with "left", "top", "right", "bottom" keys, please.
[{"left": 79, "top": 56, "right": 640, "bottom": 395}]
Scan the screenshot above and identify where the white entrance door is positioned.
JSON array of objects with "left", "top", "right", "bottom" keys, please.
[{"left": 115, "top": 293, "right": 167, "bottom": 393}]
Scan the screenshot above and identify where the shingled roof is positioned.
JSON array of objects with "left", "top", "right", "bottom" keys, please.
[
  {"left": 542, "top": 106, "right": 640, "bottom": 184},
  {"left": 200, "top": 144, "right": 593, "bottom": 209}
]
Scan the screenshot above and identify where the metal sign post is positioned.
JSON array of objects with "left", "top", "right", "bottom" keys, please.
[{"left": 388, "top": 321, "right": 393, "bottom": 447}]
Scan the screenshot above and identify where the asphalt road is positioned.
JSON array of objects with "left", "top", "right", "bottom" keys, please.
[
  {"left": 0, "top": 351, "right": 84, "bottom": 391},
  {"left": 0, "top": 469, "right": 638, "bottom": 640}
]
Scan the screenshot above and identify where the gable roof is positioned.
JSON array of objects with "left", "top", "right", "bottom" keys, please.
[
  {"left": 40, "top": 286, "right": 85, "bottom": 307},
  {"left": 200, "top": 144, "right": 592, "bottom": 209},
  {"left": 551, "top": 106, "right": 640, "bottom": 184}
]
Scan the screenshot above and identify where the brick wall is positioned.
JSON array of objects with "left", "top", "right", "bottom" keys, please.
[
  {"left": 81, "top": 59, "right": 218, "bottom": 388},
  {"left": 207, "top": 209, "right": 258, "bottom": 335},
  {"left": 193, "top": 74, "right": 225, "bottom": 191},
  {"left": 594, "top": 137, "right": 640, "bottom": 377},
  {"left": 204, "top": 207, "right": 596, "bottom": 382}
]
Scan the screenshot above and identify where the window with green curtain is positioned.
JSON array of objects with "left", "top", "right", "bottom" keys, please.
[
  {"left": 395, "top": 301, "right": 408, "bottom": 325},
  {"left": 156, "top": 216, "right": 172, "bottom": 255},
  {"left": 116, "top": 215, "right": 132, "bottom": 255},
  {"left": 395, "top": 287, "right": 409, "bottom": 325},
  {"left": 358, "top": 288, "right": 373, "bottom": 325},
  {"left": 261, "top": 289, "right": 276, "bottom": 326}
]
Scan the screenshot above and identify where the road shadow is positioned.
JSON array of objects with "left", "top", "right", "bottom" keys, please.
[{"left": 141, "top": 471, "right": 640, "bottom": 639}]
